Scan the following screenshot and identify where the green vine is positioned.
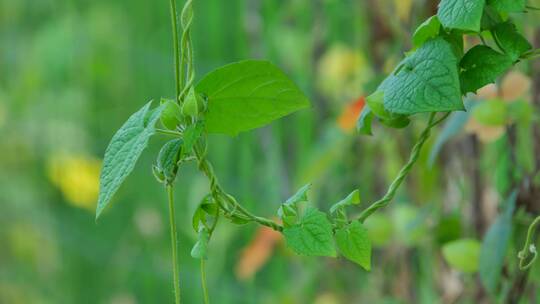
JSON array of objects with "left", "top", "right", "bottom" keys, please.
[
  {"left": 93, "top": 0, "right": 540, "bottom": 302},
  {"left": 518, "top": 216, "right": 540, "bottom": 270}
]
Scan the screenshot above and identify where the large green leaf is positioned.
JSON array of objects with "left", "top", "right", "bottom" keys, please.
[
  {"left": 488, "top": 0, "right": 526, "bottom": 13},
  {"left": 196, "top": 60, "right": 310, "bottom": 136},
  {"left": 479, "top": 191, "right": 517, "bottom": 294},
  {"left": 96, "top": 101, "right": 165, "bottom": 218},
  {"left": 442, "top": 238, "right": 481, "bottom": 273},
  {"left": 335, "top": 221, "right": 371, "bottom": 270},
  {"left": 460, "top": 45, "right": 513, "bottom": 94},
  {"left": 283, "top": 207, "right": 336, "bottom": 257},
  {"left": 437, "top": 0, "right": 485, "bottom": 31},
  {"left": 379, "top": 38, "right": 463, "bottom": 115}
]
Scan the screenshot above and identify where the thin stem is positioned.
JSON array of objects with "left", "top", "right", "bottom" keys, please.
[
  {"left": 521, "top": 48, "right": 540, "bottom": 60},
  {"left": 169, "top": 0, "right": 181, "bottom": 102},
  {"left": 167, "top": 185, "right": 181, "bottom": 304},
  {"left": 518, "top": 215, "right": 540, "bottom": 270},
  {"left": 526, "top": 5, "right": 540, "bottom": 11},
  {"left": 200, "top": 259, "right": 210, "bottom": 304},
  {"left": 180, "top": 0, "right": 194, "bottom": 91},
  {"left": 156, "top": 129, "right": 183, "bottom": 137},
  {"left": 357, "top": 112, "right": 450, "bottom": 223},
  {"left": 193, "top": 144, "right": 283, "bottom": 231}
]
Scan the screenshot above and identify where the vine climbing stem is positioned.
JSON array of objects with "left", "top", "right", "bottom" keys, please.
[
  {"left": 357, "top": 112, "right": 450, "bottom": 223},
  {"left": 518, "top": 215, "right": 540, "bottom": 270},
  {"left": 169, "top": 0, "right": 181, "bottom": 102}
]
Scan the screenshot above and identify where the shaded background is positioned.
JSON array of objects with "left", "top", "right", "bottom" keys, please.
[{"left": 1, "top": 0, "right": 540, "bottom": 303}]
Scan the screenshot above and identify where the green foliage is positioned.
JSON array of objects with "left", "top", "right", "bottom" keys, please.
[
  {"left": 438, "top": 0, "right": 485, "bottom": 31},
  {"left": 181, "top": 121, "right": 204, "bottom": 158},
  {"left": 378, "top": 38, "right": 463, "bottom": 115},
  {"left": 278, "top": 183, "right": 311, "bottom": 226},
  {"left": 161, "top": 98, "right": 183, "bottom": 130},
  {"left": 459, "top": 46, "right": 513, "bottom": 94},
  {"left": 412, "top": 16, "right": 441, "bottom": 48},
  {"left": 479, "top": 191, "right": 517, "bottom": 294},
  {"left": 283, "top": 207, "right": 336, "bottom": 257},
  {"left": 195, "top": 60, "right": 310, "bottom": 136},
  {"left": 96, "top": 101, "right": 164, "bottom": 218},
  {"left": 154, "top": 139, "right": 183, "bottom": 184},
  {"left": 442, "top": 238, "right": 481, "bottom": 273},
  {"left": 492, "top": 22, "right": 532, "bottom": 61},
  {"left": 329, "top": 189, "right": 360, "bottom": 214},
  {"left": 335, "top": 221, "right": 371, "bottom": 270},
  {"left": 366, "top": 91, "right": 410, "bottom": 129},
  {"left": 182, "top": 87, "right": 202, "bottom": 118},
  {"left": 357, "top": 107, "right": 374, "bottom": 135},
  {"left": 488, "top": 0, "right": 526, "bottom": 13}
]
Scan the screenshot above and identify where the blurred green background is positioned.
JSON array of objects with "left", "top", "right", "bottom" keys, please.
[{"left": 2, "top": 0, "right": 540, "bottom": 303}]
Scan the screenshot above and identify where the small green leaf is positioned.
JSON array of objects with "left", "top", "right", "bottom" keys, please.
[
  {"left": 283, "top": 207, "right": 336, "bottom": 257},
  {"left": 335, "top": 221, "right": 371, "bottom": 270},
  {"left": 379, "top": 38, "right": 464, "bottom": 114},
  {"left": 160, "top": 98, "right": 182, "bottom": 130},
  {"left": 492, "top": 22, "right": 532, "bottom": 61},
  {"left": 442, "top": 238, "right": 481, "bottom": 273},
  {"left": 181, "top": 121, "right": 204, "bottom": 158},
  {"left": 488, "top": 0, "right": 526, "bottom": 13},
  {"left": 357, "top": 107, "right": 374, "bottom": 135},
  {"left": 191, "top": 226, "right": 210, "bottom": 260},
  {"left": 278, "top": 183, "right": 311, "bottom": 227},
  {"left": 96, "top": 101, "right": 165, "bottom": 219},
  {"left": 182, "top": 87, "right": 201, "bottom": 118},
  {"left": 196, "top": 60, "right": 310, "bottom": 136},
  {"left": 471, "top": 99, "right": 508, "bottom": 126},
  {"left": 479, "top": 191, "right": 517, "bottom": 294},
  {"left": 155, "top": 139, "right": 183, "bottom": 184},
  {"left": 285, "top": 183, "right": 312, "bottom": 205},
  {"left": 437, "top": 0, "right": 485, "bottom": 32},
  {"left": 460, "top": 46, "right": 514, "bottom": 94},
  {"left": 192, "top": 194, "right": 217, "bottom": 231},
  {"left": 330, "top": 189, "right": 360, "bottom": 214},
  {"left": 413, "top": 16, "right": 441, "bottom": 48}
]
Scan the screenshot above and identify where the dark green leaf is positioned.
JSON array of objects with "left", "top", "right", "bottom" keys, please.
[
  {"left": 479, "top": 191, "right": 517, "bottom": 294},
  {"left": 379, "top": 38, "right": 464, "bottom": 114},
  {"left": 335, "top": 221, "right": 371, "bottom": 270},
  {"left": 488, "top": 0, "right": 526, "bottom": 13},
  {"left": 283, "top": 207, "right": 336, "bottom": 257},
  {"left": 155, "top": 139, "right": 183, "bottom": 184},
  {"left": 96, "top": 101, "right": 165, "bottom": 219},
  {"left": 438, "top": 0, "right": 485, "bottom": 31},
  {"left": 492, "top": 22, "right": 532, "bottom": 61},
  {"left": 460, "top": 45, "right": 513, "bottom": 94},
  {"left": 196, "top": 60, "right": 310, "bottom": 136}
]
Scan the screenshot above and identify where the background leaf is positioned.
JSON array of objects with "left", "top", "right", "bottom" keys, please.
[
  {"left": 196, "top": 60, "right": 310, "bottom": 136},
  {"left": 479, "top": 191, "right": 517, "bottom": 294},
  {"left": 442, "top": 238, "right": 481, "bottom": 273}
]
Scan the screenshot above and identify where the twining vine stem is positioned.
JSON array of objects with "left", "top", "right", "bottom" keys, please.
[
  {"left": 518, "top": 215, "right": 540, "bottom": 270},
  {"left": 357, "top": 112, "right": 450, "bottom": 223}
]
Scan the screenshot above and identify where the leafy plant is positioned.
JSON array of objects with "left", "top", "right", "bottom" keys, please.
[{"left": 94, "top": 0, "right": 540, "bottom": 302}]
